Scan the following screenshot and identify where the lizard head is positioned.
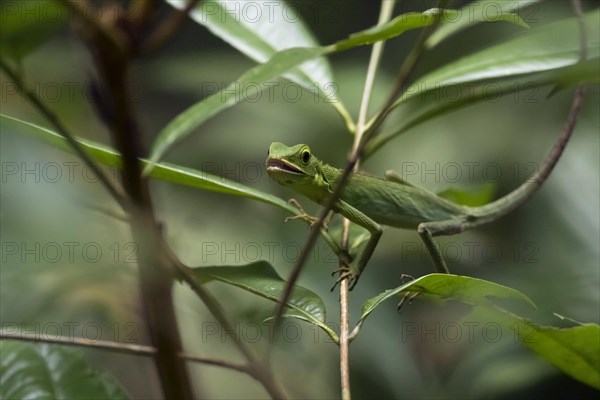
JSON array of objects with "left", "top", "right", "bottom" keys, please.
[{"left": 265, "top": 142, "right": 322, "bottom": 190}]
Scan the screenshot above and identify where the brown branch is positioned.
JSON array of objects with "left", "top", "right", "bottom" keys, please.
[
  {"left": 0, "top": 330, "right": 156, "bottom": 356},
  {"left": 140, "top": 0, "right": 200, "bottom": 55},
  {"left": 0, "top": 330, "right": 269, "bottom": 382},
  {"left": 60, "top": 1, "right": 195, "bottom": 398},
  {"left": 0, "top": 59, "right": 128, "bottom": 211},
  {"left": 180, "top": 353, "right": 252, "bottom": 376}
]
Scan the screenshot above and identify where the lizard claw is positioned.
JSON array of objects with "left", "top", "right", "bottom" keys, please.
[
  {"left": 396, "top": 274, "right": 419, "bottom": 312},
  {"left": 285, "top": 199, "right": 323, "bottom": 228},
  {"left": 330, "top": 263, "right": 360, "bottom": 291}
]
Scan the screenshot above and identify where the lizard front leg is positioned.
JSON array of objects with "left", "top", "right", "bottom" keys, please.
[{"left": 331, "top": 199, "right": 383, "bottom": 291}]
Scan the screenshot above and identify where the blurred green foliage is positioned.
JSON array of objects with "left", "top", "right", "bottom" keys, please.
[{"left": 1, "top": 1, "right": 598, "bottom": 399}]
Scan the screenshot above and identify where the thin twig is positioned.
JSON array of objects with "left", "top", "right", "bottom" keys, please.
[
  {"left": 179, "top": 353, "right": 252, "bottom": 376},
  {"left": 0, "top": 59, "right": 128, "bottom": 210},
  {"left": 339, "top": 4, "right": 398, "bottom": 399},
  {"left": 272, "top": 1, "right": 446, "bottom": 329},
  {"left": 355, "top": 1, "right": 396, "bottom": 151},
  {"left": 0, "top": 330, "right": 155, "bottom": 356},
  {"left": 61, "top": 1, "right": 195, "bottom": 397},
  {"left": 0, "top": 330, "right": 267, "bottom": 381}
]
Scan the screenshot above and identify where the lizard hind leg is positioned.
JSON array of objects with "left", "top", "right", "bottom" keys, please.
[{"left": 417, "top": 219, "right": 466, "bottom": 275}]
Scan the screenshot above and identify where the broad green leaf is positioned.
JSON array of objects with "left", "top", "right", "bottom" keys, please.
[
  {"left": 0, "top": 0, "right": 66, "bottom": 61},
  {"left": 519, "top": 322, "right": 600, "bottom": 390},
  {"left": 165, "top": 0, "right": 352, "bottom": 127},
  {"left": 0, "top": 341, "right": 129, "bottom": 399},
  {"left": 355, "top": 274, "right": 600, "bottom": 389},
  {"left": 145, "top": 8, "right": 465, "bottom": 170},
  {"left": 426, "top": 0, "right": 539, "bottom": 48},
  {"left": 0, "top": 114, "right": 296, "bottom": 214},
  {"left": 357, "top": 274, "right": 535, "bottom": 327},
  {"left": 470, "top": 308, "right": 600, "bottom": 390},
  {"left": 520, "top": 323, "right": 600, "bottom": 389},
  {"left": 190, "top": 261, "right": 337, "bottom": 341}
]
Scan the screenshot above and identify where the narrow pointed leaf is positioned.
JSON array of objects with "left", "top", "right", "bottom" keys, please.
[
  {"left": 144, "top": 45, "right": 329, "bottom": 172},
  {"left": 393, "top": 10, "right": 599, "bottom": 108},
  {"left": 165, "top": 0, "right": 341, "bottom": 104},
  {"left": 0, "top": 341, "right": 129, "bottom": 399},
  {"left": 0, "top": 114, "right": 296, "bottom": 214},
  {"left": 146, "top": 7, "right": 474, "bottom": 169},
  {"left": 365, "top": 10, "right": 600, "bottom": 158},
  {"left": 426, "top": 0, "right": 540, "bottom": 48}
]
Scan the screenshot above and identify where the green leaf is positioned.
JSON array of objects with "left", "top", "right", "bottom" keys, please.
[
  {"left": 520, "top": 322, "right": 600, "bottom": 390},
  {"left": 470, "top": 308, "right": 600, "bottom": 390},
  {"left": 144, "top": 45, "right": 329, "bottom": 173},
  {"left": 355, "top": 274, "right": 600, "bottom": 390},
  {"left": 358, "top": 274, "right": 535, "bottom": 326},
  {"left": 365, "top": 10, "right": 600, "bottom": 157},
  {"left": 190, "top": 261, "right": 337, "bottom": 342},
  {"left": 333, "top": 8, "right": 457, "bottom": 51},
  {"left": 145, "top": 7, "right": 465, "bottom": 169},
  {"left": 0, "top": 0, "right": 66, "bottom": 61},
  {"left": 400, "top": 10, "right": 599, "bottom": 105},
  {"left": 165, "top": 0, "right": 353, "bottom": 126},
  {"left": 0, "top": 114, "right": 296, "bottom": 214},
  {"left": 426, "top": 0, "right": 539, "bottom": 48},
  {"left": 0, "top": 341, "right": 129, "bottom": 399}
]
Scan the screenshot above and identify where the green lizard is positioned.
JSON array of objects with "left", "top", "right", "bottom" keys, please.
[{"left": 265, "top": 90, "right": 584, "bottom": 289}]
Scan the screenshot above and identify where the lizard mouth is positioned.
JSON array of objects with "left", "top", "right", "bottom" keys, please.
[{"left": 265, "top": 158, "right": 304, "bottom": 174}]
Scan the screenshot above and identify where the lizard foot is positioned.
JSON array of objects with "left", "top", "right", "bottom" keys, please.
[
  {"left": 396, "top": 274, "right": 420, "bottom": 312},
  {"left": 330, "top": 263, "right": 360, "bottom": 291},
  {"left": 285, "top": 199, "right": 322, "bottom": 228}
]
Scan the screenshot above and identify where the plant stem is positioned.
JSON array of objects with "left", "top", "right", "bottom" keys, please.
[
  {"left": 0, "top": 329, "right": 278, "bottom": 385},
  {"left": 340, "top": 3, "right": 399, "bottom": 399},
  {"left": 273, "top": 0, "right": 443, "bottom": 328},
  {"left": 139, "top": 0, "right": 201, "bottom": 54},
  {"left": 0, "top": 330, "right": 156, "bottom": 356},
  {"left": 58, "top": 2, "right": 196, "bottom": 397}
]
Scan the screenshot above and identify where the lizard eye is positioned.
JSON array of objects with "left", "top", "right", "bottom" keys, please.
[{"left": 301, "top": 149, "right": 310, "bottom": 163}]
